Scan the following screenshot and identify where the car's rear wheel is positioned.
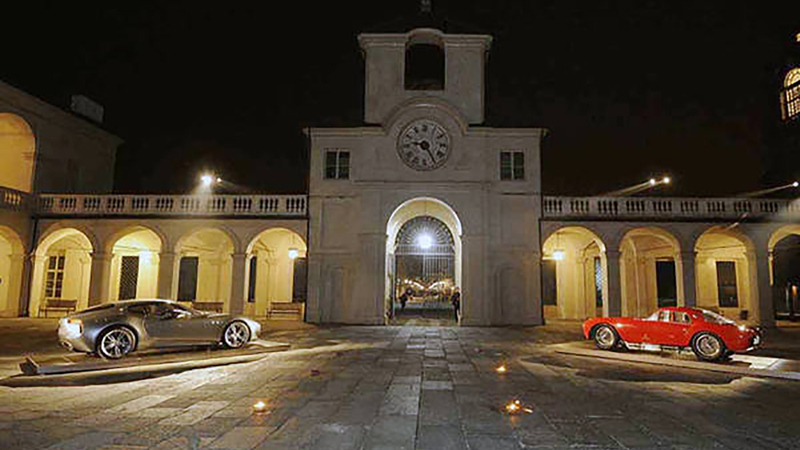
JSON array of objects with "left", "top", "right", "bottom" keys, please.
[
  {"left": 97, "top": 326, "right": 137, "bottom": 359},
  {"left": 593, "top": 324, "right": 619, "bottom": 350},
  {"left": 692, "top": 332, "right": 726, "bottom": 362},
  {"left": 222, "top": 321, "right": 251, "bottom": 349}
]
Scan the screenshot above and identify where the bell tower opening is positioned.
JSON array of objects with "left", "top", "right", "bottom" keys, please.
[{"left": 405, "top": 43, "right": 445, "bottom": 90}]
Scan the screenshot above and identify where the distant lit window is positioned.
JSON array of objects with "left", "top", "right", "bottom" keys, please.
[
  {"left": 324, "top": 150, "right": 350, "bottom": 180},
  {"left": 500, "top": 151, "right": 524, "bottom": 180},
  {"left": 44, "top": 254, "right": 65, "bottom": 299},
  {"left": 782, "top": 68, "right": 800, "bottom": 120},
  {"left": 716, "top": 261, "right": 738, "bottom": 307}
]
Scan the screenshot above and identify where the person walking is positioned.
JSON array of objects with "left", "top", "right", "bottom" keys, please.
[
  {"left": 450, "top": 287, "right": 461, "bottom": 322},
  {"left": 400, "top": 288, "right": 410, "bottom": 310}
]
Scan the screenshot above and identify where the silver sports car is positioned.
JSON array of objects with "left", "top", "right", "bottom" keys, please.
[{"left": 58, "top": 299, "right": 261, "bottom": 359}]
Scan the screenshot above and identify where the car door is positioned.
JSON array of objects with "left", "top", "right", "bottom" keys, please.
[
  {"left": 170, "top": 305, "right": 223, "bottom": 343},
  {"left": 142, "top": 303, "right": 185, "bottom": 346},
  {"left": 643, "top": 310, "right": 673, "bottom": 345}
]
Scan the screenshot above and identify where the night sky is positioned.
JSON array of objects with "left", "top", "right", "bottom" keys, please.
[{"left": 3, "top": 1, "right": 799, "bottom": 196}]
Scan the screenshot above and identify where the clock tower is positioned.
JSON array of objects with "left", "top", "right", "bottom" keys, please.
[{"left": 306, "top": 26, "right": 545, "bottom": 326}]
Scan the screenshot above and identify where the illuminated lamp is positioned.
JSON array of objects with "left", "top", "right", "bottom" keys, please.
[
  {"left": 552, "top": 250, "right": 565, "bottom": 261},
  {"left": 200, "top": 173, "right": 215, "bottom": 187},
  {"left": 649, "top": 178, "right": 656, "bottom": 186},
  {"left": 793, "top": 181, "right": 799, "bottom": 188},
  {"left": 417, "top": 234, "right": 433, "bottom": 250},
  {"left": 662, "top": 176, "right": 671, "bottom": 184},
  {"left": 288, "top": 248, "right": 300, "bottom": 259}
]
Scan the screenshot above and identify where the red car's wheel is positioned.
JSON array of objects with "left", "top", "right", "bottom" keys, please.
[
  {"left": 692, "top": 332, "right": 726, "bottom": 362},
  {"left": 592, "top": 324, "right": 619, "bottom": 350}
]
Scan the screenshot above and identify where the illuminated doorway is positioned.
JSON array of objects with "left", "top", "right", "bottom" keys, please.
[{"left": 386, "top": 198, "right": 463, "bottom": 326}]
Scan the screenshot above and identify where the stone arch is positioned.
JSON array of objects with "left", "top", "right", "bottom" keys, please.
[
  {"left": 106, "top": 226, "right": 163, "bottom": 301},
  {"left": 768, "top": 224, "right": 800, "bottom": 320},
  {"left": 405, "top": 29, "right": 445, "bottom": 91},
  {"left": 385, "top": 197, "right": 463, "bottom": 323},
  {"left": 694, "top": 225, "right": 756, "bottom": 319},
  {"left": 618, "top": 226, "right": 683, "bottom": 317},
  {"left": 0, "top": 226, "right": 25, "bottom": 316},
  {"left": 541, "top": 226, "right": 609, "bottom": 320},
  {"left": 30, "top": 227, "right": 94, "bottom": 315},
  {"left": 173, "top": 227, "right": 236, "bottom": 310},
  {"left": 0, "top": 113, "right": 36, "bottom": 193},
  {"left": 244, "top": 228, "right": 308, "bottom": 317}
]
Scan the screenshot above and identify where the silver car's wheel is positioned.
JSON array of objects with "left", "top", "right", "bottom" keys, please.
[
  {"left": 692, "top": 333, "right": 725, "bottom": 361},
  {"left": 98, "top": 327, "right": 136, "bottom": 359},
  {"left": 593, "top": 324, "right": 619, "bottom": 350},
  {"left": 223, "top": 321, "right": 251, "bottom": 349}
]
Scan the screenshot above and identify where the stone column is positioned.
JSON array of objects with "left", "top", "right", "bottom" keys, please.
[
  {"left": 752, "top": 248, "right": 775, "bottom": 327},
  {"left": 460, "top": 234, "right": 487, "bottom": 326},
  {"left": 605, "top": 250, "right": 622, "bottom": 317},
  {"left": 3, "top": 254, "right": 26, "bottom": 317},
  {"left": 229, "top": 253, "right": 247, "bottom": 314},
  {"left": 157, "top": 252, "right": 176, "bottom": 299},
  {"left": 88, "top": 252, "right": 111, "bottom": 306},
  {"left": 678, "top": 251, "right": 697, "bottom": 307}
]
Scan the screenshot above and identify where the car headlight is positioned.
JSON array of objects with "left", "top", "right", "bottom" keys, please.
[{"left": 61, "top": 318, "right": 83, "bottom": 338}]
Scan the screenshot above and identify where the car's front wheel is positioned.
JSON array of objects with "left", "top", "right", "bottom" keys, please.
[
  {"left": 97, "top": 326, "right": 137, "bottom": 359},
  {"left": 222, "top": 321, "right": 251, "bottom": 349},
  {"left": 593, "top": 324, "right": 619, "bottom": 350},
  {"left": 692, "top": 332, "right": 726, "bottom": 362}
]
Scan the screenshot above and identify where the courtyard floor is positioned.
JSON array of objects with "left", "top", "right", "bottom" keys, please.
[{"left": 0, "top": 321, "right": 799, "bottom": 449}]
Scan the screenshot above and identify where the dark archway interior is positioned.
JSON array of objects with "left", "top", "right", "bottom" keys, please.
[{"left": 773, "top": 234, "right": 800, "bottom": 319}]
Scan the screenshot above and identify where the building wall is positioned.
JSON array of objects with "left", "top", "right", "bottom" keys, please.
[{"left": 0, "top": 81, "right": 122, "bottom": 194}]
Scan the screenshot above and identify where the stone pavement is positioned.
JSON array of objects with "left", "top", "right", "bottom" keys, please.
[{"left": 0, "top": 325, "right": 800, "bottom": 449}]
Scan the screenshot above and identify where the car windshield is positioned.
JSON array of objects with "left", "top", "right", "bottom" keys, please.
[
  {"left": 172, "top": 303, "right": 205, "bottom": 316},
  {"left": 700, "top": 309, "right": 737, "bottom": 325}
]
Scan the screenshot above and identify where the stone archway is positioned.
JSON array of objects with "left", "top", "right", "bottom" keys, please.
[
  {"left": 386, "top": 197, "right": 463, "bottom": 324},
  {"left": 31, "top": 228, "right": 94, "bottom": 316},
  {"left": 768, "top": 225, "right": 800, "bottom": 320},
  {"left": 619, "top": 227, "right": 682, "bottom": 317},
  {"left": 695, "top": 226, "right": 756, "bottom": 320},
  {"left": 107, "top": 227, "right": 163, "bottom": 301},
  {"left": 0, "top": 226, "right": 25, "bottom": 317},
  {"left": 541, "top": 226, "right": 608, "bottom": 320},
  {"left": 0, "top": 113, "right": 35, "bottom": 193},
  {"left": 174, "top": 228, "right": 235, "bottom": 311},
  {"left": 245, "top": 228, "right": 308, "bottom": 317}
]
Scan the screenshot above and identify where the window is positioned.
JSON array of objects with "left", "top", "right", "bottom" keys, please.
[
  {"left": 542, "top": 260, "right": 557, "bottom": 305},
  {"left": 177, "top": 256, "right": 199, "bottom": 301},
  {"left": 44, "top": 254, "right": 65, "bottom": 299},
  {"left": 405, "top": 43, "right": 444, "bottom": 90},
  {"left": 594, "top": 256, "right": 604, "bottom": 308},
  {"left": 715, "top": 261, "right": 738, "bottom": 307},
  {"left": 247, "top": 257, "right": 257, "bottom": 303},
  {"left": 782, "top": 68, "right": 800, "bottom": 121},
  {"left": 500, "top": 151, "right": 524, "bottom": 181},
  {"left": 324, "top": 150, "right": 350, "bottom": 180},
  {"left": 118, "top": 256, "right": 140, "bottom": 300}
]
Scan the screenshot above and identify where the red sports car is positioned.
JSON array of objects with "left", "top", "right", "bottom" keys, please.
[{"left": 582, "top": 307, "right": 761, "bottom": 361}]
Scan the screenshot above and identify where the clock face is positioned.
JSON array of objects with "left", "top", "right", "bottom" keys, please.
[{"left": 397, "top": 119, "right": 451, "bottom": 171}]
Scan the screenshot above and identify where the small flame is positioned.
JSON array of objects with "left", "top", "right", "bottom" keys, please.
[{"left": 495, "top": 364, "right": 507, "bottom": 374}]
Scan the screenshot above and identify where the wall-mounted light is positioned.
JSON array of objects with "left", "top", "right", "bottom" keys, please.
[
  {"left": 552, "top": 250, "right": 565, "bottom": 261},
  {"left": 288, "top": 248, "right": 300, "bottom": 259}
]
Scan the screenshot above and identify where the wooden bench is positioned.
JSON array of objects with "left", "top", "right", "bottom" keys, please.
[
  {"left": 38, "top": 299, "right": 78, "bottom": 318},
  {"left": 268, "top": 302, "right": 304, "bottom": 320},
  {"left": 193, "top": 302, "right": 224, "bottom": 313}
]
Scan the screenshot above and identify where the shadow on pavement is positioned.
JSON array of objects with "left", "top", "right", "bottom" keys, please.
[
  {"left": 1, "top": 341, "right": 290, "bottom": 388},
  {"left": 521, "top": 352, "right": 741, "bottom": 385}
]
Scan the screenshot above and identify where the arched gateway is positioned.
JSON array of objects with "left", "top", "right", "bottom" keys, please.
[{"left": 386, "top": 198, "right": 463, "bottom": 324}]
